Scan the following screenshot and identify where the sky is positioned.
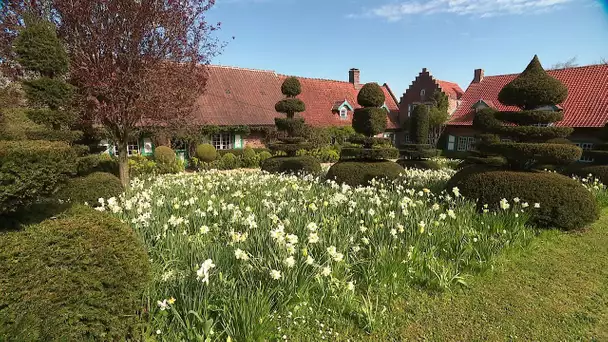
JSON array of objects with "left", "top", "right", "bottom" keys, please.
[{"left": 206, "top": 0, "right": 608, "bottom": 97}]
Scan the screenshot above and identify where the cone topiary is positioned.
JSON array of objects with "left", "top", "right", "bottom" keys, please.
[{"left": 399, "top": 104, "right": 439, "bottom": 168}]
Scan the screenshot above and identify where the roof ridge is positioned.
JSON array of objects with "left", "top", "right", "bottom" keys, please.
[
  {"left": 480, "top": 63, "right": 608, "bottom": 79},
  {"left": 278, "top": 73, "right": 355, "bottom": 84},
  {"left": 207, "top": 64, "right": 277, "bottom": 74}
]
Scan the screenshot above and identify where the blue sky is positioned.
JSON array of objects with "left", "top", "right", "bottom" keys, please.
[{"left": 207, "top": 0, "right": 608, "bottom": 96}]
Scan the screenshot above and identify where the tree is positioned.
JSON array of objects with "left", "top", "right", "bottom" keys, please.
[
  {"left": 427, "top": 90, "right": 450, "bottom": 147},
  {"left": 474, "top": 55, "right": 581, "bottom": 170},
  {"left": 1, "top": 0, "right": 222, "bottom": 186},
  {"left": 550, "top": 56, "right": 578, "bottom": 70}
]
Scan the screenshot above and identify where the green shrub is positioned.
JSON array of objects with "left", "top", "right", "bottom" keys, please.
[
  {"left": 356, "top": 83, "right": 385, "bottom": 107},
  {"left": 221, "top": 153, "right": 240, "bottom": 170},
  {"left": 398, "top": 159, "right": 441, "bottom": 170},
  {"left": 281, "top": 77, "right": 302, "bottom": 97},
  {"left": 275, "top": 98, "right": 306, "bottom": 115},
  {"left": 352, "top": 108, "right": 388, "bottom": 138},
  {"left": 56, "top": 172, "right": 123, "bottom": 206},
  {"left": 0, "top": 140, "right": 77, "bottom": 214},
  {"left": 241, "top": 147, "right": 258, "bottom": 168},
  {"left": 129, "top": 154, "right": 157, "bottom": 177},
  {"left": 217, "top": 148, "right": 271, "bottom": 157},
  {"left": 261, "top": 156, "right": 321, "bottom": 175},
  {"left": 326, "top": 160, "right": 404, "bottom": 187},
  {"left": 153, "top": 145, "right": 176, "bottom": 164},
  {"left": 563, "top": 164, "right": 608, "bottom": 185},
  {"left": 446, "top": 168, "right": 599, "bottom": 230},
  {"left": 341, "top": 147, "right": 399, "bottom": 160},
  {"left": 13, "top": 19, "right": 69, "bottom": 77},
  {"left": 196, "top": 143, "right": 217, "bottom": 162},
  {"left": 258, "top": 151, "right": 272, "bottom": 163},
  {"left": 96, "top": 153, "right": 120, "bottom": 176},
  {"left": 0, "top": 206, "right": 150, "bottom": 341},
  {"left": 411, "top": 105, "right": 430, "bottom": 144}
]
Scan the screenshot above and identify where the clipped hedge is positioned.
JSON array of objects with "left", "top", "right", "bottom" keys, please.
[
  {"left": 221, "top": 153, "right": 240, "bottom": 170},
  {"left": 563, "top": 164, "right": 608, "bottom": 185},
  {"left": 446, "top": 168, "right": 599, "bottom": 230},
  {"left": 275, "top": 98, "right": 306, "bottom": 115},
  {"left": 340, "top": 147, "right": 399, "bottom": 160},
  {"left": 400, "top": 144, "right": 439, "bottom": 159},
  {"left": 0, "top": 206, "right": 150, "bottom": 341},
  {"left": 261, "top": 156, "right": 321, "bottom": 175},
  {"left": 281, "top": 77, "right": 302, "bottom": 97},
  {"left": 485, "top": 142, "right": 582, "bottom": 167},
  {"left": 347, "top": 136, "right": 392, "bottom": 147},
  {"left": 0, "top": 140, "right": 77, "bottom": 214},
  {"left": 411, "top": 104, "right": 430, "bottom": 144},
  {"left": 326, "top": 160, "right": 404, "bottom": 187},
  {"left": 153, "top": 145, "right": 176, "bottom": 164},
  {"left": 258, "top": 151, "right": 272, "bottom": 162},
  {"left": 196, "top": 143, "right": 217, "bottom": 162},
  {"left": 275, "top": 117, "right": 307, "bottom": 136},
  {"left": 241, "top": 147, "right": 258, "bottom": 168},
  {"left": 494, "top": 110, "right": 564, "bottom": 125},
  {"left": 398, "top": 159, "right": 441, "bottom": 170},
  {"left": 56, "top": 172, "right": 123, "bottom": 206}
]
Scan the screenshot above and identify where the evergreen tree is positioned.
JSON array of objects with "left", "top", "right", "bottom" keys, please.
[{"left": 474, "top": 55, "right": 581, "bottom": 170}]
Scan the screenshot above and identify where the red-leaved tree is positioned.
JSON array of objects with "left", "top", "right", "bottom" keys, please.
[{"left": 1, "top": 0, "right": 222, "bottom": 186}]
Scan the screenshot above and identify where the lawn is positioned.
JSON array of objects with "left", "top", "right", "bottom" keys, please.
[{"left": 345, "top": 209, "right": 608, "bottom": 341}]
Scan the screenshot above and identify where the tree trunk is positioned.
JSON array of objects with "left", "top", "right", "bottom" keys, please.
[{"left": 117, "top": 140, "right": 130, "bottom": 188}]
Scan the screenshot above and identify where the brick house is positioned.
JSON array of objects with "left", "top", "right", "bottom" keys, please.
[
  {"left": 445, "top": 64, "right": 608, "bottom": 161},
  {"left": 396, "top": 68, "right": 464, "bottom": 144},
  {"left": 102, "top": 66, "right": 400, "bottom": 160}
]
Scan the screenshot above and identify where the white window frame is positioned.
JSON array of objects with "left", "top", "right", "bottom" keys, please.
[
  {"left": 447, "top": 135, "right": 455, "bottom": 151},
  {"left": 457, "top": 136, "right": 476, "bottom": 152},
  {"left": 574, "top": 142, "right": 594, "bottom": 162},
  {"left": 212, "top": 133, "right": 233, "bottom": 150},
  {"left": 339, "top": 107, "right": 348, "bottom": 119},
  {"left": 420, "top": 89, "right": 426, "bottom": 97}
]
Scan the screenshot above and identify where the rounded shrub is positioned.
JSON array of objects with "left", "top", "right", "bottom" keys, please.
[
  {"left": 196, "top": 143, "right": 217, "bottom": 162},
  {"left": 564, "top": 164, "right": 608, "bottom": 185},
  {"left": 0, "top": 206, "right": 150, "bottom": 341},
  {"left": 352, "top": 108, "right": 388, "bottom": 137},
  {"left": 153, "top": 145, "right": 176, "bottom": 164},
  {"left": 241, "top": 147, "right": 259, "bottom": 168},
  {"left": 446, "top": 168, "right": 599, "bottom": 230},
  {"left": 326, "top": 160, "right": 404, "bottom": 187},
  {"left": 281, "top": 76, "right": 302, "bottom": 97},
  {"left": 261, "top": 156, "right": 321, "bottom": 175},
  {"left": 221, "top": 153, "right": 240, "bottom": 170},
  {"left": 356, "top": 83, "right": 385, "bottom": 107},
  {"left": 258, "top": 151, "right": 272, "bottom": 162},
  {"left": 275, "top": 98, "right": 306, "bottom": 115},
  {"left": 341, "top": 147, "right": 399, "bottom": 160},
  {"left": 398, "top": 159, "right": 441, "bottom": 170},
  {"left": 57, "top": 172, "right": 123, "bottom": 206}
]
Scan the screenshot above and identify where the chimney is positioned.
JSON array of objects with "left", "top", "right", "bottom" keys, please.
[
  {"left": 473, "top": 69, "right": 484, "bottom": 83},
  {"left": 349, "top": 68, "right": 360, "bottom": 85}
]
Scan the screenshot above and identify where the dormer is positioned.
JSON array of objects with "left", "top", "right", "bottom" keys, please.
[
  {"left": 535, "top": 104, "right": 563, "bottom": 112},
  {"left": 332, "top": 100, "right": 354, "bottom": 119},
  {"left": 471, "top": 99, "right": 495, "bottom": 112},
  {"left": 381, "top": 102, "right": 390, "bottom": 112}
]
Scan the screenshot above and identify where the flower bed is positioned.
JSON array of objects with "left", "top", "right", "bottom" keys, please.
[{"left": 102, "top": 170, "right": 534, "bottom": 340}]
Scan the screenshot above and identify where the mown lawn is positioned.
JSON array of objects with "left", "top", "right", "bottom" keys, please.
[{"left": 346, "top": 209, "right": 608, "bottom": 341}]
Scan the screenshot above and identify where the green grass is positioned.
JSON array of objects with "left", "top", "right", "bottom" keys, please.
[{"left": 347, "top": 209, "right": 608, "bottom": 341}]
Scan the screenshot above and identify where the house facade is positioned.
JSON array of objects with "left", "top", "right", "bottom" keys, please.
[
  {"left": 444, "top": 64, "right": 608, "bottom": 161},
  {"left": 397, "top": 68, "right": 464, "bottom": 144},
  {"left": 102, "top": 66, "right": 400, "bottom": 160}
]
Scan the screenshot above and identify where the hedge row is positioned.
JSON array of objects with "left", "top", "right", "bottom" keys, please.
[
  {"left": 326, "top": 160, "right": 404, "bottom": 187},
  {"left": 260, "top": 156, "right": 321, "bottom": 175},
  {"left": 340, "top": 147, "right": 399, "bottom": 160}
]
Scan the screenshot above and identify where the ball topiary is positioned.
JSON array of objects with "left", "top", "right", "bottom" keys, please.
[
  {"left": 56, "top": 172, "right": 123, "bottom": 206},
  {"left": 357, "top": 83, "right": 385, "bottom": 107},
  {"left": 196, "top": 143, "right": 217, "bottom": 163},
  {"left": 326, "top": 160, "right": 404, "bottom": 187},
  {"left": 261, "top": 156, "right": 321, "bottom": 175},
  {"left": 241, "top": 147, "right": 258, "bottom": 168},
  {"left": 0, "top": 206, "right": 150, "bottom": 341},
  {"left": 281, "top": 77, "right": 302, "bottom": 97},
  {"left": 220, "top": 152, "right": 240, "bottom": 170},
  {"left": 153, "top": 145, "right": 176, "bottom": 164},
  {"left": 446, "top": 168, "right": 599, "bottom": 230}
]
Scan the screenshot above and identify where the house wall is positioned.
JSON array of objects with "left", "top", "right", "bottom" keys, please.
[{"left": 244, "top": 131, "right": 267, "bottom": 148}]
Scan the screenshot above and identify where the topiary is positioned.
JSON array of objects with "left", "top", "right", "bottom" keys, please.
[
  {"left": 398, "top": 159, "right": 441, "bottom": 170},
  {"left": 281, "top": 77, "right": 302, "bottom": 97},
  {"left": 326, "top": 160, "right": 404, "bottom": 187},
  {"left": 241, "top": 147, "right": 258, "bottom": 168},
  {"left": 563, "top": 164, "right": 608, "bottom": 185},
  {"left": 0, "top": 206, "right": 150, "bottom": 341},
  {"left": 351, "top": 107, "right": 388, "bottom": 138},
  {"left": 357, "top": 83, "right": 385, "bottom": 107},
  {"left": 221, "top": 152, "right": 240, "bottom": 170},
  {"left": 56, "top": 172, "right": 123, "bottom": 206},
  {"left": 261, "top": 156, "right": 321, "bottom": 175},
  {"left": 446, "top": 168, "right": 599, "bottom": 230},
  {"left": 340, "top": 147, "right": 399, "bottom": 160},
  {"left": 154, "top": 145, "right": 176, "bottom": 164},
  {"left": 196, "top": 143, "right": 217, "bottom": 163}
]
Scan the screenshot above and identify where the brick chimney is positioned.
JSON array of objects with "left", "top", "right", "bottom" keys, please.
[
  {"left": 349, "top": 68, "right": 360, "bottom": 85},
  {"left": 473, "top": 69, "right": 484, "bottom": 83}
]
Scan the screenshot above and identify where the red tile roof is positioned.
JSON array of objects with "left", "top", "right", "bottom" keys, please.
[
  {"left": 436, "top": 80, "right": 464, "bottom": 100},
  {"left": 450, "top": 64, "right": 608, "bottom": 127},
  {"left": 194, "top": 65, "right": 399, "bottom": 129}
]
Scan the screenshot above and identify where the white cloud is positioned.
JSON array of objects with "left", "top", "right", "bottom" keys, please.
[{"left": 365, "top": 0, "right": 574, "bottom": 21}]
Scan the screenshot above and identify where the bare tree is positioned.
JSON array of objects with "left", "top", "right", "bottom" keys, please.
[{"left": 550, "top": 56, "right": 578, "bottom": 70}]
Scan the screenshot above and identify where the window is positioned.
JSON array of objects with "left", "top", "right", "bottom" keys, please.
[
  {"left": 457, "top": 136, "right": 476, "bottom": 151},
  {"left": 212, "top": 133, "right": 233, "bottom": 150},
  {"left": 403, "top": 133, "right": 411, "bottom": 144},
  {"left": 127, "top": 140, "right": 139, "bottom": 156},
  {"left": 574, "top": 142, "right": 594, "bottom": 162},
  {"left": 383, "top": 132, "right": 396, "bottom": 145},
  {"left": 339, "top": 107, "right": 348, "bottom": 119},
  {"left": 407, "top": 104, "right": 414, "bottom": 117},
  {"left": 420, "top": 89, "right": 426, "bottom": 101}
]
